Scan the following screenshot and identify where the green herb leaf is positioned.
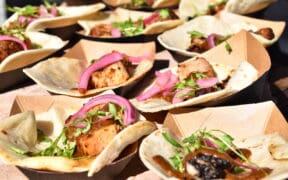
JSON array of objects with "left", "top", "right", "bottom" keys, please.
[
  {"left": 159, "top": 9, "right": 169, "bottom": 19},
  {"left": 170, "top": 153, "right": 184, "bottom": 172},
  {"left": 195, "top": 72, "right": 207, "bottom": 79},
  {"left": 7, "top": 5, "right": 38, "bottom": 17},
  {"left": 188, "top": 30, "right": 205, "bottom": 38},
  {"left": 10, "top": 146, "right": 27, "bottom": 155},
  {"left": 162, "top": 132, "right": 182, "bottom": 148},
  {"left": 112, "top": 18, "right": 144, "bottom": 37},
  {"left": 225, "top": 41, "right": 232, "bottom": 54}
]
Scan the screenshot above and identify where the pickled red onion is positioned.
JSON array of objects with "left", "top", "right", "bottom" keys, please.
[
  {"left": 136, "top": 70, "right": 178, "bottom": 101},
  {"left": 172, "top": 87, "right": 193, "bottom": 104},
  {"left": 111, "top": 28, "right": 122, "bottom": 38},
  {"left": 0, "top": 35, "right": 28, "bottom": 50},
  {"left": 196, "top": 77, "right": 218, "bottom": 88},
  {"left": 65, "top": 94, "right": 136, "bottom": 126},
  {"left": 207, "top": 33, "right": 216, "bottom": 48},
  {"left": 18, "top": 16, "right": 36, "bottom": 24},
  {"left": 143, "top": 12, "right": 159, "bottom": 26}
]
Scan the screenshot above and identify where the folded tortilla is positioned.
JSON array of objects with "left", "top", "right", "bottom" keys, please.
[
  {"left": 23, "top": 41, "right": 156, "bottom": 97},
  {"left": 0, "top": 104, "right": 156, "bottom": 176},
  {"left": 78, "top": 8, "right": 184, "bottom": 38},
  {"left": 179, "top": 0, "right": 277, "bottom": 20},
  {"left": 140, "top": 129, "right": 288, "bottom": 180},
  {"left": 130, "top": 58, "right": 258, "bottom": 113},
  {"left": 0, "top": 31, "right": 65, "bottom": 73},
  {"left": 158, "top": 13, "right": 284, "bottom": 56},
  {"left": 3, "top": 3, "right": 106, "bottom": 32},
  {"left": 102, "top": 0, "right": 179, "bottom": 8}
]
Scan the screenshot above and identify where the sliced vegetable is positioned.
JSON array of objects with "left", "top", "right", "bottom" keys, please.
[
  {"left": 172, "top": 88, "right": 193, "bottom": 104},
  {"left": 207, "top": 33, "right": 216, "bottom": 48},
  {"left": 136, "top": 70, "right": 179, "bottom": 101},
  {"left": 65, "top": 94, "right": 137, "bottom": 126},
  {"left": 196, "top": 77, "right": 218, "bottom": 88},
  {"left": 143, "top": 12, "right": 160, "bottom": 26},
  {"left": 0, "top": 35, "right": 28, "bottom": 50}
]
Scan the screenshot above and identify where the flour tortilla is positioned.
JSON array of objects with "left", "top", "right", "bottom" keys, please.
[
  {"left": 0, "top": 107, "right": 156, "bottom": 176},
  {"left": 0, "top": 31, "right": 65, "bottom": 73},
  {"left": 3, "top": 3, "right": 105, "bottom": 32},
  {"left": 179, "top": 0, "right": 277, "bottom": 20},
  {"left": 158, "top": 14, "right": 284, "bottom": 57},
  {"left": 78, "top": 8, "right": 183, "bottom": 38},
  {"left": 23, "top": 41, "right": 156, "bottom": 97},
  {"left": 130, "top": 59, "right": 258, "bottom": 113},
  {"left": 102, "top": 0, "right": 179, "bottom": 8},
  {"left": 139, "top": 129, "right": 288, "bottom": 180}
]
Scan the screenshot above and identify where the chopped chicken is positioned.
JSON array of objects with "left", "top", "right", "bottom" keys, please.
[{"left": 90, "top": 61, "right": 130, "bottom": 88}]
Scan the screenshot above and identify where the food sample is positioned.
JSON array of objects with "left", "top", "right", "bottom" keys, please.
[
  {"left": 3, "top": 2, "right": 105, "bottom": 31},
  {"left": 140, "top": 129, "right": 288, "bottom": 179},
  {"left": 23, "top": 40, "right": 156, "bottom": 97},
  {"left": 79, "top": 8, "right": 183, "bottom": 38},
  {"left": 179, "top": 0, "right": 277, "bottom": 20},
  {"left": 0, "top": 94, "right": 156, "bottom": 176}
]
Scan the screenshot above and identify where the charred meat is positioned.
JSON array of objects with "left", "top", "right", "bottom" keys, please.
[{"left": 253, "top": 27, "right": 275, "bottom": 40}]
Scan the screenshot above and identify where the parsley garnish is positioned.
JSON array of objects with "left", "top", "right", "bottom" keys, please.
[
  {"left": 159, "top": 9, "right": 170, "bottom": 19},
  {"left": 112, "top": 18, "right": 144, "bottom": 37},
  {"left": 225, "top": 41, "right": 232, "bottom": 54},
  {"left": 188, "top": 30, "right": 205, "bottom": 39}
]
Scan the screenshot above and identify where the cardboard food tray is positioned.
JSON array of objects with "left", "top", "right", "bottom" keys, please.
[
  {"left": 164, "top": 101, "right": 288, "bottom": 140},
  {"left": 9, "top": 95, "right": 138, "bottom": 180}
]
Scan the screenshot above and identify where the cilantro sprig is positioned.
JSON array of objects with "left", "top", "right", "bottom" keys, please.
[
  {"left": 188, "top": 30, "right": 205, "bottom": 39},
  {"left": 162, "top": 129, "right": 257, "bottom": 172},
  {"left": 112, "top": 18, "right": 144, "bottom": 37}
]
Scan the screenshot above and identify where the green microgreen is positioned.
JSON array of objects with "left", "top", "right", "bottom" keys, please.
[
  {"left": 112, "top": 18, "right": 144, "bottom": 37},
  {"left": 188, "top": 30, "right": 205, "bottom": 39},
  {"left": 225, "top": 41, "right": 232, "bottom": 54},
  {"left": 159, "top": 9, "right": 170, "bottom": 19}
]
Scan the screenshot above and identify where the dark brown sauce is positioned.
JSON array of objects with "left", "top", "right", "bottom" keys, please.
[{"left": 152, "top": 148, "right": 272, "bottom": 180}]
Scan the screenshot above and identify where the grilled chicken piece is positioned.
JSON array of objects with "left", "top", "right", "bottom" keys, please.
[
  {"left": 90, "top": 24, "right": 113, "bottom": 37},
  {"left": 254, "top": 27, "right": 275, "bottom": 40},
  {"left": 90, "top": 61, "right": 130, "bottom": 88},
  {"left": 0, "top": 40, "right": 24, "bottom": 62},
  {"left": 187, "top": 37, "right": 210, "bottom": 53},
  {"left": 177, "top": 57, "right": 216, "bottom": 80},
  {"left": 72, "top": 119, "right": 121, "bottom": 157}
]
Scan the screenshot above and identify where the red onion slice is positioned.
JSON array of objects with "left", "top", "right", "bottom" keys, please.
[
  {"left": 18, "top": 16, "right": 36, "bottom": 24},
  {"left": 65, "top": 94, "right": 136, "bottom": 126},
  {"left": 136, "top": 70, "right": 179, "bottom": 101},
  {"left": 143, "top": 12, "right": 160, "bottom": 26},
  {"left": 196, "top": 77, "right": 218, "bottom": 88},
  {"left": 172, "top": 87, "right": 193, "bottom": 104},
  {"left": 50, "top": 6, "right": 58, "bottom": 17},
  {"left": 0, "top": 35, "right": 28, "bottom": 50},
  {"left": 207, "top": 33, "right": 216, "bottom": 48},
  {"left": 39, "top": 5, "right": 54, "bottom": 18},
  {"left": 111, "top": 28, "right": 122, "bottom": 38}
]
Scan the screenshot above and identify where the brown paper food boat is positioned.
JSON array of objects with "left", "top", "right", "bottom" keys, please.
[
  {"left": 130, "top": 30, "right": 271, "bottom": 112},
  {"left": 179, "top": 0, "right": 277, "bottom": 20},
  {"left": 0, "top": 31, "right": 66, "bottom": 73},
  {"left": 102, "top": 0, "right": 179, "bottom": 9},
  {"left": 0, "top": 93, "right": 156, "bottom": 178},
  {"left": 139, "top": 101, "right": 288, "bottom": 179},
  {"left": 23, "top": 40, "right": 156, "bottom": 97},
  {"left": 77, "top": 8, "right": 183, "bottom": 40},
  {"left": 3, "top": 3, "right": 105, "bottom": 32},
  {"left": 158, "top": 12, "right": 285, "bottom": 57}
]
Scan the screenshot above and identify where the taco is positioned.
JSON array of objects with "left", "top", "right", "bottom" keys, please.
[
  {"left": 139, "top": 128, "right": 288, "bottom": 179},
  {"left": 0, "top": 29, "right": 65, "bottom": 72},
  {"left": 179, "top": 0, "right": 277, "bottom": 20},
  {"left": 130, "top": 56, "right": 257, "bottom": 112},
  {"left": 0, "top": 94, "right": 156, "bottom": 177},
  {"left": 158, "top": 14, "right": 284, "bottom": 57},
  {"left": 23, "top": 40, "right": 155, "bottom": 97},
  {"left": 3, "top": 1, "right": 105, "bottom": 32},
  {"left": 78, "top": 8, "right": 183, "bottom": 38},
  {"left": 102, "top": 0, "right": 179, "bottom": 9}
]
